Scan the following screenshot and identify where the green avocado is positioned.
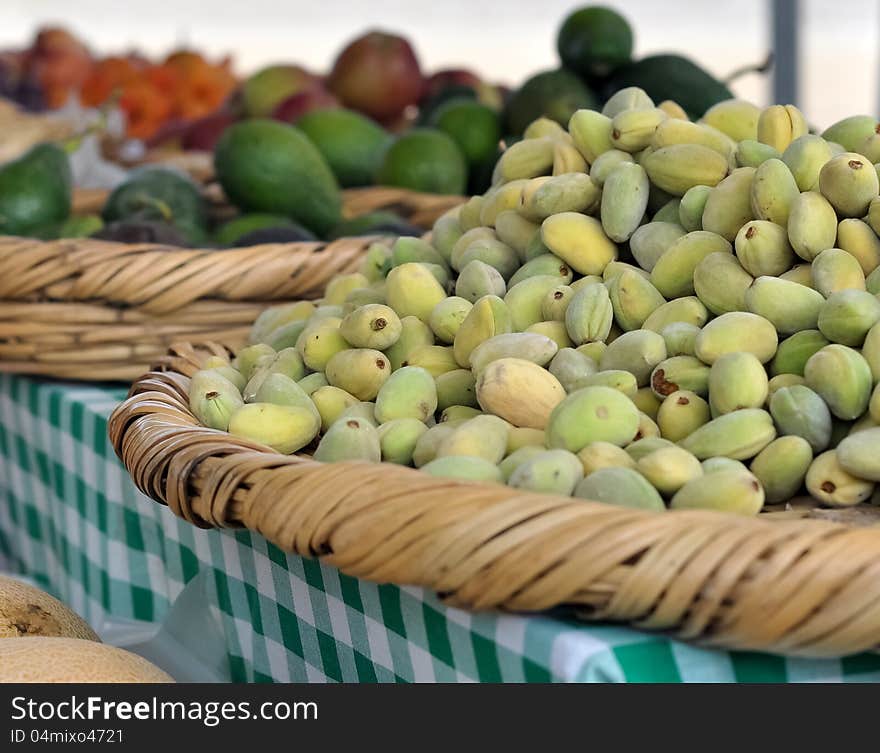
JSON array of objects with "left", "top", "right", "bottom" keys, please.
[
  {"left": 503, "top": 68, "right": 598, "bottom": 136},
  {"left": 0, "top": 143, "right": 72, "bottom": 236},
  {"left": 295, "top": 108, "right": 391, "bottom": 188},
  {"left": 604, "top": 54, "right": 733, "bottom": 119},
  {"left": 557, "top": 6, "right": 634, "bottom": 78},
  {"left": 213, "top": 119, "right": 342, "bottom": 236},
  {"left": 102, "top": 167, "right": 207, "bottom": 243}
]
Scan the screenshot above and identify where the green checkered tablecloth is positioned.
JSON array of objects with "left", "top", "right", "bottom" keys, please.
[{"left": 1, "top": 373, "right": 879, "bottom": 682}]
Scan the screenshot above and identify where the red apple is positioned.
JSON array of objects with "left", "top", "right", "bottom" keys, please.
[
  {"left": 26, "top": 27, "right": 93, "bottom": 108},
  {"left": 272, "top": 86, "right": 340, "bottom": 123},
  {"left": 327, "top": 31, "right": 423, "bottom": 123}
]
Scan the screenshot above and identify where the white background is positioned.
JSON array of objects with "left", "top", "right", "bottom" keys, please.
[{"left": 2, "top": 0, "right": 877, "bottom": 128}]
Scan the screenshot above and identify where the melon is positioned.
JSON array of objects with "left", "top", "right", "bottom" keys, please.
[
  {"left": 0, "top": 576, "right": 98, "bottom": 640},
  {"left": 0, "top": 637, "right": 174, "bottom": 682}
]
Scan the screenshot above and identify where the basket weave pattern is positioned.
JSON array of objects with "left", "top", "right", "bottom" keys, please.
[
  {"left": 107, "top": 343, "right": 880, "bottom": 658},
  {"left": 0, "top": 235, "right": 371, "bottom": 379}
]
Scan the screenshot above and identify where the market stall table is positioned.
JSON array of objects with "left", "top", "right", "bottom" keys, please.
[{"left": 1, "top": 372, "right": 878, "bottom": 683}]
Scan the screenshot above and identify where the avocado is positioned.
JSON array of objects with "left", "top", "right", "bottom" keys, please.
[
  {"left": 102, "top": 167, "right": 207, "bottom": 244},
  {"left": 557, "top": 6, "right": 634, "bottom": 78},
  {"left": 0, "top": 143, "right": 72, "bottom": 236},
  {"left": 604, "top": 54, "right": 733, "bottom": 119},
  {"left": 295, "top": 108, "right": 391, "bottom": 188},
  {"left": 214, "top": 119, "right": 342, "bottom": 236},
  {"left": 503, "top": 68, "right": 598, "bottom": 136}
]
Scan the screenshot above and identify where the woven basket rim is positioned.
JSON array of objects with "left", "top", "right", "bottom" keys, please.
[{"left": 106, "top": 341, "right": 880, "bottom": 659}]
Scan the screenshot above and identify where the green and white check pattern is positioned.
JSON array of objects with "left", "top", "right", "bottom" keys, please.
[{"left": 1, "top": 373, "right": 879, "bottom": 683}]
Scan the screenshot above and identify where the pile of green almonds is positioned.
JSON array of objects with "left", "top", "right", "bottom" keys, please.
[{"left": 187, "top": 87, "right": 880, "bottom": 514}]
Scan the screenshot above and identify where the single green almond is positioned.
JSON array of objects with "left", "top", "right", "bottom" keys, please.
[
  {"left": 700, "top": 167, "right": 755, "bottom": 241},
  {"left": 769, "top": 384, "right": 833, "bottom": 453},
  {"left": 782, "top": 134, "right": 832, "bottom": 191},
  {"left": 750, "top": 158, "right": 799, "bottom": 226},
  {"left": 229, "top": 402, "right": 320, "bottom": 455},
  {"left": 692, "top": 251, "right": 753, "bottom": 315},
  {"left": 805, "top": 449, "right": 874, "bottom": 507},
  {"left": 656, "top": 390, "right": 710, "bottom": 442},
  {"left": 659, "top": 322, "right": 701, "bottom": 357},
  {"left": 642, "top": 144, "right": 729, "bottom": 196},
  {"left": 650, "top": 355, "right": 710, "bottom": 399},
  {"left": 837, "top": 219, "right": 880, "bottom": 276},
  {"left": 804, "top": 344, "right": 873, "bottom": 420},
  {"left": 541, "top": 212, "right": 618, "bottom": 276},
  {"left": 735, "top": 139, "right": 781, "bottom": 168},
  {"left": 734, "top": 220, "right": 795, "bottom": 277},
  {"left": 385, "top": 316, "right": 434, "bottom": 371},
  {"left": 374, "top": 366, "right": 438, "bottom": 423},
  {"left": 787, "top": 191, "right": 838, "bottom": 262},
  {"left": 837, "top": 426, "right": 880, "bottom": 481},
  {"left": 599, "top": 329, "right": 667, "bottom": 387},
  {"left": 579, "top": 369, "right": 638, "bottom": 399},
  {"left": 708, "top": 352, "right": 769, "bottom": 416},
  {"left": 435, "top": 369, "right": 478, "bottom": 412},
  {"left": 428, "top": 297, "right": 473, "bottom": 344},
  {"left": 378, "top": 418, "right": 429, "bottom": 465},
  {"left": 694, "top": 312, "right": 778, "bottom": 364},
  {"left": 861, "top": 321, "right": 880, "bottom": 382},
  {"left": 818, "top": 152, "right": 879, "bottom": 218},
  {"left": 325, "top": 348, "right": 391, "bottom": 401},
  {"left": 642, "top": 296, "right": 709, "bottom": 332},
  {"left": 507, "top": 253, "right": 573, "bottom": 288},
  {"left": 455, "top": 259, "right": 507, "bottom": 303},
  {"left": 565, "top": 282, "right": 614, "bottom": 345},
  {"left": 385, "top": 263, "right": 448, "bottom": 323},
  {"left": 573, "top": 467, "right": 665, "bottom": 511},
  {"left": 770, "top": 330, "right": 830, "bottom": 377},
  {"left": 577, "top": 441, "right": 638, "bottom": 476},
  {"left": 749, "top": 435, "right": 813, "bottom": 503},
  {"left": 811, "top": 248, "right": 866, "bottom": 297},
  {"left": 637, "top": 445, "right": 703, "bottom": 496},
  {"left": 547, "top": 386, "right": 640, "bottom": 452},
  {"left": 469, "top": 332, "right": 559, "bottom": 375},
  {"left": 508, "top": 449, "right": 584, "bottom": 495},
  {"left": 607, "top": 269, "right": 666, "bottom": 331},
  {"left": 669, "top": 469, "right": 764, "bottom": 515},
  {"left": 340, "top": 304, "right": 402, "bottom": 350},
  {"left": 495, "top": 211, "right": 539, "bottom": 260},
  {"left": 548, "top": 347, "right": 598, "bottom": 393},
  {"left": 817, "top": 289, "right": 880, "bottom": 346},
  {"left": 745, "top": 276, "right": 825, "bottom": 335},
  {"left": 678, "top": 185, "right": 711, "bottom": 231},
  {"left": 600, "top": 162, "right": 650, "bottom": 242},
  {"left": 679, "top": 409, "right": 776, "bottom": 460},
  {"left": 589, "top": 149, "right": 635, "bottom": 187},
  {"left": 420, "top": 455, "right": 504, "bottom": 484}
]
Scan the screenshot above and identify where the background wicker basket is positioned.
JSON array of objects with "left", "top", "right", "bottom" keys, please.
[
  {"left": 1, "top": 187, "right": 463, "bottom": 382},
  {"left": 107, "top": 341, "right": 880, "bottom": 660}
]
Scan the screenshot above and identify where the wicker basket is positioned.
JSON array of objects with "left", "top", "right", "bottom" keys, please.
[
  {"left": 0, "top": 235, "right": 373, "bottom": 380},
  {"left": 107, "top": 341, "right": 880, "bottom": 659}
]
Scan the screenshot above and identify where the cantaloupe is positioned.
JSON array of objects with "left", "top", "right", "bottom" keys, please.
[
  {"left": 0, "top": 638, "right": 174, "bottom": 683},
  {"left": 0, "top": 576, "right": 98, "bottom": 640}
]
